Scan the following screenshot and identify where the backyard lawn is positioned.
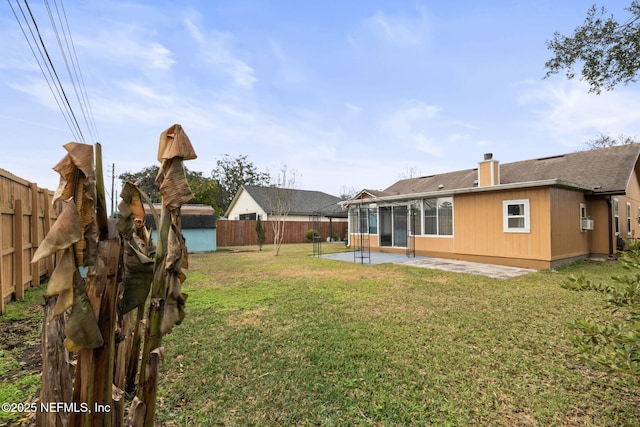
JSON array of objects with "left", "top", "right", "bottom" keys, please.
[
  {"left": 1, "top": 243, "right": 640, "bottom": 426},
  {"left": 156, "top": 245, "right": 639, "bottom": 426}
]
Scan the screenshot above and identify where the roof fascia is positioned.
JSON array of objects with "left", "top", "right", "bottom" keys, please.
[
  {"left": 623, "top": 149, "right": 640, "bottom": 194},
  {"left": 224, "top": 185, "right": 249, "bottom": 217},
  {"left": 345, "top": 179, "right": 594, "bottom": 205}
]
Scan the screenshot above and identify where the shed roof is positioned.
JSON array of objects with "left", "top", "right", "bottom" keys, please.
[
  {"left": 380, "top": 143, "right": 640, "bottom": 198},
  {"left": 144, "top": 204, "right": 216, "bottom": 229}
]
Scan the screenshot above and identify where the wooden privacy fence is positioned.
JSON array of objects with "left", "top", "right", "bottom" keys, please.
[
  {"left": 217, "top": 219, "right": 348, "bottom": 247},
  {"left": 0, "top": 169, "right": 59, "bottom": 315}
]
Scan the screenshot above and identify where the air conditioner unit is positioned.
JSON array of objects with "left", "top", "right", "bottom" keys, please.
[{"left": 581, "top": 219, "right": 594, "bottom": 230}]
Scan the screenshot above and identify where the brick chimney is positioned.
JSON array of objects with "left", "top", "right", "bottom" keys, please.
[{"left": 478, "top": 153, "right": 500, "bottom": 187}]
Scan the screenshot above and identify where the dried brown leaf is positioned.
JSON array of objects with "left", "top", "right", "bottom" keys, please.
[
  {"left": 46, "top": 247, "right": 75, "bottom": 296},
  {"left": 32, "top": 201, "right": 82, "bottom": 263},
  {"left": 157, "top": 124, "right": 197, "bottom": 162}
]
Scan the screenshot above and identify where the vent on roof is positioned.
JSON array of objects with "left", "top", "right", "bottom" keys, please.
[
  {"left": 438, "top": 184, "right": 444, "bottom": 190},
  {"left": 536, "top": 154, "right": 565, "bottom": 161}
]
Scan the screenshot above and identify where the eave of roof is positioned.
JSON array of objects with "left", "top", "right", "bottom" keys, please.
[{"left": 343, "top": 178, "right": 595, "bottom": 206}]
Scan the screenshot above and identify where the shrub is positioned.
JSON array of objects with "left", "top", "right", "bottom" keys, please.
[{"left": 305, "top": 229, "right": 319, "bottom": 241}]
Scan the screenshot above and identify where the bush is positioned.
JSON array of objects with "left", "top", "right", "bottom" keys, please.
[
  {"left": 562, "top": 250, "right": 640, "bottom": 381},
  {"left": 305, "top": 229, "right": 319, "bottom": 241}
]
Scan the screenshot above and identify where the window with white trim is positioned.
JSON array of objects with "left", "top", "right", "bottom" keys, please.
[
  {"left": 423, "top": 197, "right": 453, "bottom": 236},
  {"left": 627, "top": 202, "right": 632, "bottom": 235},
  {"left": 580, "top": 203, "right": 587, "bottom": 232},
  {"left": 503, "top": 199, "right": 530, "bottom": 233},
  {"left": 614, "top": 198, "right": 620, "bottom": 234}
]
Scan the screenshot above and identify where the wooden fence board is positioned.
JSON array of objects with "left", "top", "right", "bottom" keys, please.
[
  {"left": 217, "top": 219, "right": 347, "bottom": 247},
  {"left": 0, "top": 169, "right": 59, "bottom": 314}
]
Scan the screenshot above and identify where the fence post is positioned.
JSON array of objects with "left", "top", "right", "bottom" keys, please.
[
  {"left": 43, "top": 190, "right": 54, "bottom": 281},
  {"left": 15, "top": 199, "right": 24, "bottom": 300},
  {"left": 31, "top": 183, "right": 40, "bottom": 287},
  {"left": 0, "top": 204, "right": 4, "bottom": 315}
]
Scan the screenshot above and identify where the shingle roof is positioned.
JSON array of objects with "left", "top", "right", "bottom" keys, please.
[
  {"left": 383, "top": 143, "right": 640, "bottom": 196},
  {"left": 243, "top": 185, "right": 346, "bottom": 217},
  {"left": 144, "top": 204, "right": 216, "bottom": 229}
]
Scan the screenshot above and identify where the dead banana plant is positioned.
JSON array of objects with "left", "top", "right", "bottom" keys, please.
[{"left": 33, "top": 124, "right": 196, "bottom": 427}]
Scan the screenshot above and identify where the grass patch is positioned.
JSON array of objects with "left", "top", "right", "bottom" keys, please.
[
  {"left": 0, "top": 286, "right": 44, "bottom": 426},
  {"left": 156, "top": 245, "right": 640, "bottom": 426}
]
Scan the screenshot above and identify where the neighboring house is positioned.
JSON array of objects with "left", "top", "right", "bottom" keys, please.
[
  {"left": 225, "top": 185, "right": 347, "bottom": 222},
  {"left": 145, "top": 204, "right": 216, "bottom": 252},
  {"left": 343, "top": 144, "right": 640, "bottom": 269}
]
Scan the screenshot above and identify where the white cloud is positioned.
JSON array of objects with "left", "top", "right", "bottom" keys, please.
[
  {"left": 184, "top": 18, "right": 257, "bottom": 89},
  {"left": 518, "top": 79, "right": 640, "bottom": 147},
  {"left": 383, "top": 100, "right": 444, "bottom": 157},
  {"left": 268, "top": 39, "right": 305, "bottom": 84},
  {"left": 355, "top": 6, "right": 431, "bottom": 47},
  {"left": 76, "top": 27, "right": 175, "bottom": 72}
]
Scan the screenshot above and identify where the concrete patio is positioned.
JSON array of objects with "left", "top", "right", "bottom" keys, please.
[{"left": 319, "top": 251, "right": 537, "bottom": 279}]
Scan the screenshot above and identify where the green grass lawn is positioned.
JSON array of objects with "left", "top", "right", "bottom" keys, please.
[
  {"left": 155, "top": 245, "right": 640, "bottom": 426},
  {"left": 1, "top": 244, "right": 639, "bottom": 426}
]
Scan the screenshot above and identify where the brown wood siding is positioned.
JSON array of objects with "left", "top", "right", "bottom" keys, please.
[
  {"left": 550, "top": 188, "right": 590, "bottom": 260},
  {"left": 453, "top": 188, "right": 551, "bottom": 261},
  {"left": 585, "top": 199, "right": 610, "bottom": 255}
]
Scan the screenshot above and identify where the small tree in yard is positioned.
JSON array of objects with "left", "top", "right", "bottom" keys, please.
[
  {"left": 265, "top": 166, "right": 297, "bottom": 256},
  {"left": 255, "top": 216, "right": 266, "bottom": 250}
]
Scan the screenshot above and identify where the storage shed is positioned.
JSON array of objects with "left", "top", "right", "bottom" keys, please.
[{"left": 145, "top": 204, "right": 217, "bottom": 252}]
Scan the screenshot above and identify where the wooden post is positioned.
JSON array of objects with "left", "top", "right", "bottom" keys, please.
[
  {"left": 31, "top": 183, "right": 41, "bottom": 287},
  {"left": 0, "top": 204, "right": 4, "bottom": 315},
  {"left": 14, "top": 199, "right": 24, "bottom": 300},
  {"left": 42, "top": 191, "right": 54, "bottom": 281}
]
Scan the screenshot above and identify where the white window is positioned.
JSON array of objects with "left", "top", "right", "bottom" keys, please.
[
  {"left": 627, "top": 202, "right": 632, "bottom": 235},
  {"left": 614, "top": 198, "right": 620, "bottom": 234},
  {"left": 423, "top": 197, "right": 453, "bottom": 236},
  {"left": 580, "top": 203, "right": 587, "bottom": 232},
  {"left": 503, "top": 199, "right": 530, "bottom": 233}
]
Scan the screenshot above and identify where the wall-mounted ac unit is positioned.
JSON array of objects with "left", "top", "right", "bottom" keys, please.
[{"left": 581, "top": 219, "right": 594, "bottom": 230}]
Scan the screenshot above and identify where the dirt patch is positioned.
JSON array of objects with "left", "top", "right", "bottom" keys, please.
[{"left": 0, "top": 305, "right": 43, "bottom": 383}]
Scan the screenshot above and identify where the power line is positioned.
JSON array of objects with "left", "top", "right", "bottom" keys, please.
[
  {"left": 23, "top": 0, "right": 85, "bottom": 142},
  {"left": 46, "top": 0, "right": 99, "bottom": 142},
  {"left": 8, "top": 0, "right": 82, "bottom": 142},
  {"left": 7, "top": 0, "right": 99, "bottom": 144}
]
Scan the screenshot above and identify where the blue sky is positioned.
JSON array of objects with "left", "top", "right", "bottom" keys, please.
[{"left": 2, "top": 1, "right": 639, "bottom": 200}]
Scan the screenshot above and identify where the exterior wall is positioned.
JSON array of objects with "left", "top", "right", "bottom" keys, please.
[
  {"left": 152, "top": 228, "right": 217, "bottom": 252},
  {"left": 226, "top": 191, "right": 268, "bottom": 220},
  {"left": 620, "top": 163, "right": 640, "bottom": 240},
  {"left": 183, "top": 229, "right": 216, "bottom": 252},
  {"left": 453, "top": 187, "right": 551, "bottom": 265},
  {"left": 585, "top": 198, "right": 612, "bottom": 256},
  {"left": 550, "top": 188, "right": 590, "bottom": 262}
]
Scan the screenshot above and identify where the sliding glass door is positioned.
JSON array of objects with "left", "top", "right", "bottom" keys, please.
[{"left": 379, "top": 205, "right": 408, "bottom": 247}]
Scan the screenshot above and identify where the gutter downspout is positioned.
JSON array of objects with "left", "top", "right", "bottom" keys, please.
[{"left": 607, "top": 196, "right": 614, "bottom": 258}]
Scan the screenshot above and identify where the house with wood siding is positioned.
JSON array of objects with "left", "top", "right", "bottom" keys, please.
[{"left": 343, "top": 143, "right": 640, "bottom": 269}]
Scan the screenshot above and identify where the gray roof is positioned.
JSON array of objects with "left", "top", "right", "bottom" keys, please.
[
  {"left": 243, "top": 185, "right": 346, "bottom": 217},
  {"left": 382, "top": 143, "right": 640, "bottom": 197}
]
